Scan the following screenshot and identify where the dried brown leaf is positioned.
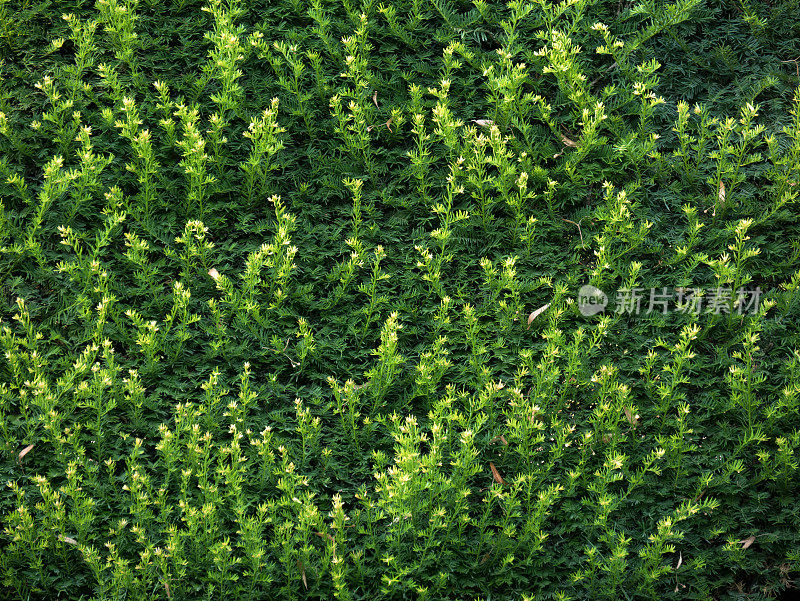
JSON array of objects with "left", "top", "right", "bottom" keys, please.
[
  {"left": 528, "top": 408, "right": 545, "bottom": 423},
  {"left": 372, "top": 90, "right": 378, "bottom": 107},
  {"left": 560, "top": 133, "right": 578, "bottom": 147},
  {"left": 490, "top": 435, "right": 508, "bottom": 446},
  {"left": 58, "top": 534, "right": 77, "bottom": 545},
  {"left": 718, "top": 180, "right": 726, "bottom": 204},
  {"left": 676, "top": 551, "right": 682, "bottom": 570},
  {"left": 297, "top": 559, "right": 308, "bottom": 589},
  {"left": 623, "top": 407, "right": 639, "bottom": 428},
  {"left": 489, "top": 462, "right": 506, "bottom": 485},
  {"left": 208, "top": 268, "right": 220, "bottom": 280},
  {"left": 527, "top": 303, "right": 551, "bottom": 329},
  {"left": 740, "top": 535, "right": 756, "bottom": 549},
  {"left": 18, "top": 444, "right": 34, "bottom": 463},
  {"left": 472, "top": 119, "right": 494, "bottom": 127},
  {"left": 315, "top": 531, "right": 335, "bottom": 542}
]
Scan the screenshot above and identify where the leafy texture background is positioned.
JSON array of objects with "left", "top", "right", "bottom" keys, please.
[{"left": 0, "top": 0, "right": 799, "bottom": 599}]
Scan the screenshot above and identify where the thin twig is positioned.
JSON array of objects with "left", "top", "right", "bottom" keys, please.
[
  {"left": 781, "top": 57, "right": 800, "bottom": 78},
  {"left": 562, "top": 218, "right": 585, "bottom": 246}
]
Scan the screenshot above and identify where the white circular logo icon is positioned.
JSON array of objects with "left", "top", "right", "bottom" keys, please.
[{"left": 578, "top": 285, "right": 608, "bottom": 316}]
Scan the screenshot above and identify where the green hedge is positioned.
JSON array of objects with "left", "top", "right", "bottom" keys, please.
[{"left": 0, "top": 0, "right": 799, "bottom": 599}]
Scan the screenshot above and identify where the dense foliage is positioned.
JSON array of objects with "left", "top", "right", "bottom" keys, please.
[{"left": 1, "top": 0, "right": 799, "bottom": 599}]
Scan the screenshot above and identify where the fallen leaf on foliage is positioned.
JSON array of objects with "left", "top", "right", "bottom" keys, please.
[
  {"left": 490, "top": 435, "right": 508, "bottom": 446},
  {"left": 372, "top": 90, "right": 378, "bottom": 107},
  {"left": 208, "top": 268, "right": 220, "bottom": 280},
  {"left": 560, "top": 133, "right": 578, "bottom": 147},
  {"left": 297, "top": 559, "right": 308, "bottom": 589},
  {"left": 676, "top": 551, "right": 682, "bottom": 569},
  {"left": 623, "top": 407, "right": 639, "bottom": 428},
  {"left": 718, "top": 181, "right": 726, "bottom": 204},
  {"left": 17, "top": 444, "right": 34, "bottom": 463},
  {"left": 527, "top": 303, "right": 550, "bottom": 329},
  {"left": 472, "top": 119, "right": 494, "bottom": 127},
  {"left": 738, "top": 535, "right": 756, "bottom": 549},
  {"left": 489, "top": 462, "right": 506, "bottom": 485},
  {"left": 480, "top": 551, "right": 491, "bottom": 565},
  {"left": 529, "top": 409, "right": 545, "bottom": 423},
  {"left": 315, "top": 531, "right": 335, "bottom": 542},
  {"left": 58, "top": 535, "right": 77, "bottom": 545}
]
